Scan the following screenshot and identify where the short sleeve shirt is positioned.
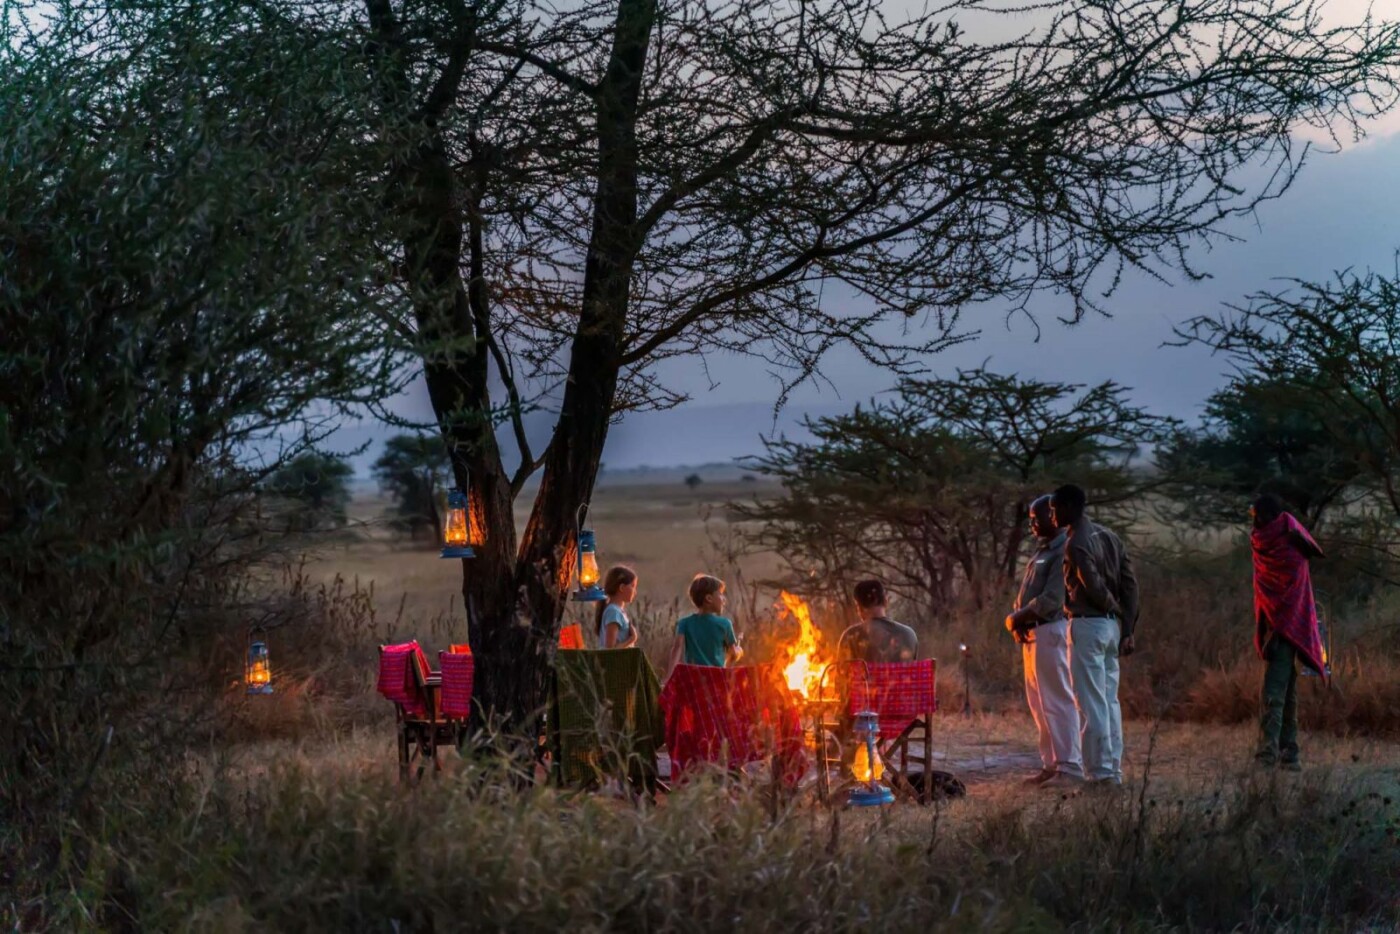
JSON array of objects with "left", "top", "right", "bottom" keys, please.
[
  {"left": 675, "top": 613, "right": 736, "bottom": 667},
  {"left": 837, "top": 617, "right": 918, "bottom": 664},
  {"left": 599, "top": 604, "right": 631, "bottom": 645}
]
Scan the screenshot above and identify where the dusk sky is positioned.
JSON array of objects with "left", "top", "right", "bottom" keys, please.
[{"left": 336, "top": 1, "right": 1400, "bottom": 474}]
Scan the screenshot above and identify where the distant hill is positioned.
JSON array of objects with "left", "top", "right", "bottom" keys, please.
[{"left": 330, "top": 400, "right": 847, "bottom": 481}]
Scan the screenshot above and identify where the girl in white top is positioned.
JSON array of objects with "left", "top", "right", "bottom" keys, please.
[{"left": 597, "top": 565, "right": 640, "bottom": 649}]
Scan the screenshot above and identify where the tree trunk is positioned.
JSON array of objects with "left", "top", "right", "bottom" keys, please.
[{"left": 468, "top": 0, "right": 657, "bottom": 736}]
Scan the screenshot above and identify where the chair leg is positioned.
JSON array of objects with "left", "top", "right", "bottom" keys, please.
[
  {"left": 814, "top": 715, "right": 829, "bottom": 806},
  {"left": 397, "top": 723, "right": 410, "bottom": 784},
  {"left": 920, "top": 712, "right": 932, "bottom": 805}
]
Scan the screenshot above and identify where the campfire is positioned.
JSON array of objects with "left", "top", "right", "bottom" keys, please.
[{"left": 777, "top": 591, "right": 830, "bottom": 701}]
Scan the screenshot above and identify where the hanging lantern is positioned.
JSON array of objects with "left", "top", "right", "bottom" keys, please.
[
  {"left": 246, "top": 627, "right": 273, "bottom": 695},
  {"left": 440, "top": 488, "right": 476, "bottom": 559},
  {"left": 847, "top": 710, "right": 894, "bottom": 806},
  {"left": 572, "top": 526, "right": 605, "bottom": 602}
]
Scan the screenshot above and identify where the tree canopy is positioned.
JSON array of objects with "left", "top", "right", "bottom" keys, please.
[
  {"left": 735, "top": 370, "right": 1174, "bottom": 612},
  {"left": 372, "top": 434, "right": 451, "bottom": 541}
]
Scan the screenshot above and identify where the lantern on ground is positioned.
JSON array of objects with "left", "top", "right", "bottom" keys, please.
[
  {"left": 848, "top": 710, "right": 894, "bottom": 807},
  {"left": 246, "top": 627, "right": 273, "bottom": 695},
  {"left": 440, "top": 488, "right": 476, "bottom": 559}
]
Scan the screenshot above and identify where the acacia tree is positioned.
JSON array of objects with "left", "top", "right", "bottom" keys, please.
[
  {"left": 346, "top": 0, "right": 1400, "bottom": 732},
  {"left": 733, "top": 371, "right": 1172, "bottom": 612},
  {"left": 0, "top": 1, "right": 403, "bottom": 832},
  {"left": 1155, "top": 376, "right": 1367, "bottom": 529},
  {"left": 1178, "top": 269, "right": 1400, "bottom": 555},
  {"left": 373, "top": 434, "right": 450, "bottom": 541}
]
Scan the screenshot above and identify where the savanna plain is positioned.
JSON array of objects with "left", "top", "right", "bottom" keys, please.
[{"left": 110, "top": 479, "right": 1400, "bottom": 933}]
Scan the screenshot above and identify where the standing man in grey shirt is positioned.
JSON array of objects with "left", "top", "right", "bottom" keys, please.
[
  {"left": 1050, "top": 483, "right": 1139, "bottom": 787},
  {"left": 1005, "top": 495, "right": 1083, "bottom": 786}
]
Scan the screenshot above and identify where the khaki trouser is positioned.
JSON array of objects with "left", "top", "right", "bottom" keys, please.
[
  {"left": 1069, "top": 616, "right": 1123, "bottom": 783},
  {"left": 1022, "top": 619, "right": 1083, "bottom": 777}
]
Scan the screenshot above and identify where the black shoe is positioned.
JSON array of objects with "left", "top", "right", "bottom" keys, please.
[{"left": 1023, "top": 768, "right": 1057, "bottom": 785}]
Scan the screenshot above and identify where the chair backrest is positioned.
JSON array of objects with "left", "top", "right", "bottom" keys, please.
[
  {"left": 842, "top": 659, "right": 937, "bottom": 738},
  {"left": 377, "top": 641, "right": 431, "bottom": 718},
  {"left": 438, "top": 650, "right": 475, "bottom": 720},
  {"left": 660, "top": 663, "right": 800, "bottom": 779}
]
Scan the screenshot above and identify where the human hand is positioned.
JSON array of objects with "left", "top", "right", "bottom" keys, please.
[
  {"left": 1120, "top": 635, "right": 1136, "bottom": 657},
  {"left": 1004, "top": 614, "right": 1018, "bottom": 633}
]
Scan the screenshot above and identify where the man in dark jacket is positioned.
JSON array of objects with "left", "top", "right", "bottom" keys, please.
[
  {"left": 1005, "top": 495, "right": 1082, "bottom": 786},
  {"left": 1051, "top": 483, "right": 1139, "bottom": 787}
]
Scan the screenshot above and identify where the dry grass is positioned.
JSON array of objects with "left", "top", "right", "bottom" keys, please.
[
  {"left": 316, "top": 481, "right": 785, "bottom": 641},
  {"left": 20, "top": 717, "right": 1400, "bottom": 931}
]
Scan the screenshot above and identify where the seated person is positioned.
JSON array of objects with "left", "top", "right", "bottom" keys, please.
[
  {"left": 597, "top": 565, "right": 639, "bottom": 649},
  {"left": 661, "top": 573, "right": 742, "bottom": 684},
  {"left": 837, "top": 579, "right": 918, "bottom": 663}
]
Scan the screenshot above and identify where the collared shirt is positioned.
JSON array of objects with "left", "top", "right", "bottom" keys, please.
[
  {"left": 1063, "top": 517, "right": 1140, "bottom": 637},
  {"left": 1014, "top": 530, "right": 1067, "bottom": 623}
]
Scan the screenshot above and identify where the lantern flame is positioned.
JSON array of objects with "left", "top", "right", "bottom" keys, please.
[
  {"left": 778, "top": 591, "right": 828, "bottom": 698},
  {"left": 444, "top": 507, "right": 469, "bottom": 548},
  {"left": 852, "top": 740, "right": 884, "bottom": 782},
  {"left": 579, "top": 551, "right": 600, "bottom": 587}
]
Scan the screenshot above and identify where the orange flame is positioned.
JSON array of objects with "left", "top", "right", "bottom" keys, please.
[{"left": 778, "top": 591, "right": 829, "bottom": 698}]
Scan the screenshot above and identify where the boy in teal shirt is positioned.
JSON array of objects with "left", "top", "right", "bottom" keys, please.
[{"left": 661, "top": 574, "right": 743, "bottom": 684}]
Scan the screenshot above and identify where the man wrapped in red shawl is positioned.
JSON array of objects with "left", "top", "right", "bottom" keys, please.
[{"left": 1250, "top": 493, "right": 1326, "bottom": 771}]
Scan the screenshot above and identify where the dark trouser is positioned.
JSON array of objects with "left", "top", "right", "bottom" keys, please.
[{"left": 1256, "top": 634, "right": 1300, "bottom": 766}]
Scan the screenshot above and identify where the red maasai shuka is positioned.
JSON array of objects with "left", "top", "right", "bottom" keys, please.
[
  {"left": 660, "top": 663, "right": 807, "bottom": 786},
  {"left": 377, "top": 641, "right": 431, "bottom": 718},
  {"left": 438, "top": 650, "right": 475, "bottom": 719},
  {"left": 843, "top": 660, "right": 937, "bottom": 738},
  {"left": 1252, "top": 513, "right": 1327, "bottom": 679}
]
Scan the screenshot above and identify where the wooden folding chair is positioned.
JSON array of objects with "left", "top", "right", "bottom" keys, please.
[
  {"left": 814, "top": 659, "right": 938, "bottom": 805},
  {"left": 377, "top": 642, "right": 461, "bottom": 784}
]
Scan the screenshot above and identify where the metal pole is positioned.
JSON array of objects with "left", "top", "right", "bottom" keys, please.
[{"left": 959, "top": 643, "right": 971, "bottom": 717}]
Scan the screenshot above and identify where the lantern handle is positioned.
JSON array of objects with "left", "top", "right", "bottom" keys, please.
[{"left": 248, "top": 624, "right": 268, "bottom": 644}]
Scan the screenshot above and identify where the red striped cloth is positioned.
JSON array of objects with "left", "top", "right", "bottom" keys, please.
[
  {"left": 660, "top": 663, "right": 807, "bottom": 786},
  {"left": 1252, "top": 513, "right": 1328, "bottom": 680},
  {"left": 843, "top": 659, "right": 937, "bottom": 738},
  {"left": 377, "top": 641, "right": 430, "bottom": 718},
  {"left": 439, "top": 650, "right": 475, "bottom": 720}
]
